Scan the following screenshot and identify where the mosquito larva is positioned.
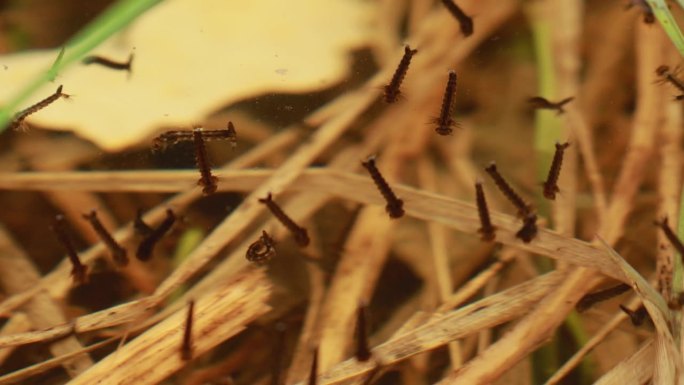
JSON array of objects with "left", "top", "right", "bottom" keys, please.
[
  {"left": 361, "top": 156, "right": 404, "bottom": 219},
  {"left": 441, "top": 0, "right": 473, "bottom": 37},
  {"left": 434, "top": 71, "right": 458, "bottom": 136},
  {"left": 193, "top": 127, "right": 218, "bottom": 195},
  {"left": 527, "top": 96, "right": 574, "bottom": 115},
  {"left": 83, "top": 53, "right": 134, "bottom": 73},
  {"left": 246, "top": 230, "right": 277, "bottom": 264},
  {"left": 136, "top": 209, "right": 176, "bottom": 261},
  {"left": 543, "top": 142, "right": 570, "bottom": 200},
  {"left": 576, "top": 283, "right": 631, "bottom": 312},
  {"left": 515, "top": 213, "right": 538, "bottom": 244},
  {"left": 82, "top": 210, "right": 128, "bottom": 266},
  {"left": 51, "top": 214, "right": 88, "bottom": 284},
  {"left": 258, "top": 193, "right": 309, "bottom": 247},
  {"left": 475, "top": 181, "right": 496, "bottom": 241},
  {"left": 308, "top": 347, "right": 319, "bottom": 385},
  {"left": 180, "top": 300, "right": 195, "bottom": 361},
  {"left": 656, "top": 65, "right": 684, "bottom": 100},
  {"left": 11, "top": 85, "right": 69, "bottom": 130},
  {"left": 384, "top": 45, "right": 418, "bottom": 103},
  {"left": 354, "top": 302, "right": 371, "bottom": 362},
  {"left": 484, "top": 162, "right": 532, "bottom": 217},
  {"left": 619, "top": 304, "right": 650, "bottom": 326},
  {"left": 654, "top": 217, "right": 684, "bottom": 262}
]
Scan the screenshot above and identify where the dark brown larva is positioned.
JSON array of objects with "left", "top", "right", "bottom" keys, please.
[
  {"left": 152, "top": 123, "right": 238, "bottom": 151},
  {"left": 83, "top": 53, "right": 134, "bottom": 72},
  {"left": 384, "top": 45, "right": 418, "bottom": 103},
  {"left": 527, "top": 96, "right": 574, "bottom": 115},
  {"left": 441, "top": 0, "right": 473, "bottom": 37},
  {"left": 11, "top": 85, "right": 69, "bottom": 130},
  {"left": 136, "top": 209, "right": 176, "bottom": 261},
  {"left": 193, "top": 128, "right": 218, "bottom": 195},
  {"left": 180, "top": 300, "right": 195, "bottom": 361},
  {"left": 654, "top": 217, "right": 684, "bottom": 263},
  {"left": 656, "top": 65, "right": 684, "bottom": 100},
  {"left": 225, "top": 121, "right": 238, "bottom": 148},
  {"left": 543, "top": 142, "right": 570, "bottom": 200},
  {"left": 361, "top": 156, "right": 404, "bottom": 219},
  {"left": 627, "top": 0, "right": 655, "bottom": 24},
  {"left": 434, "top": 71, "right": 458, "bottom": 136},
  {"left": 355, "top": 302, "right": 372, "bottom": 362},
  {"left": 197, "top": 123, "right": 238, "bottom": 144},
  {"left": 475, "top": 181, "right": 496, "bottom": 241},
  {"left": 134, "top": 208, "right": 153, "bottom": 237},
  {"left": 515, "top": 213, "right": 538, "bottom": 244},
  {"left": 51, "top": 214, "right": 88, "bottom": 284},
  {"left": 308, "top": 347, "right": 319, "bottom": 385},
  {"left": 246, "top": 230, "right": 277, "bottom": 264},
  {"left": 619, "top": 304, "right": 650, "bottom": 326},
  {"left": 82, "top": 210, "right": 128, "bottom": 266},
  {"left": 259, "top": 193, "right": 310, "bottom": 247},
  {"left": 576, "top": 283, "right": 631, "bottom": 312},
  {"left": 484, "top": 162, "right": 532, "bottom": 217},
  {"left": 668, "top": 292, "right": 684, "bottom": 310}
]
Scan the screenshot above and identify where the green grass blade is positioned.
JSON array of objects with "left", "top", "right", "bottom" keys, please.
[
  {"left": 675, "top": 190, "right": 684, "bottom": 294},
  {"left": 647, "top": 0, "right": 684, "bottom": 57},
  {"left": 47, "top": 46, "right": 66, "bottom": 82},
  {"left": 0, "top": 0, "right": 163, "bottom": 130},
  {"left": 529, "top": 11, "right": 560, "bottom": 219},
  {"left": 168, "top": 228, "right": 205, "bottom": 304}
]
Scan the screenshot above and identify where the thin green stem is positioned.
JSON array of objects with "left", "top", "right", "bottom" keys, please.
[
  {"left": 0, "top": 0, "right": 163, "bottom": 130},
  {"left": 529, "top": 12, "right": 561, "bottom": 220},
  {"left": 47, "top": 46, "right": 66, "bottom": 82},
  {"left": 527, "top": 5, "right": 593, "bottom": 381},
  {"left": 675, "top": 189, "right": 684, "bottom": 293},
  {"left": 564, "top": 311, "right": 594, "bottom": 384},
  {"left": 647, "top": 0, "right": 684, "bottom": 57},
  {"left": 168, "top": 228, "right": 205, "bottom": 304}
]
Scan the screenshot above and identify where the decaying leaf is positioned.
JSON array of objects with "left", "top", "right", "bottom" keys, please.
[{"left": 0, "top": 0, "right": 374, "bottom": 151}]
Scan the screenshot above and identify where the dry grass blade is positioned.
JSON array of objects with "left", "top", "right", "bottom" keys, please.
[
  {"left": 417, "top": 157, "right": 461, "bottom": 368},
  {"left": 0, "top": 313, "right": 31, "bottom": 365},
  {"left": 440, "top": 249, "right": 517, "bottom": 311},
  {"left": 0, "top": 168, "right": 630, "bottom": 281},
  {"left": 564, "top": 106, "right": 607, "bottom": 222},
  {"left": 437, "top": 267, "right": 601, "bottom": 384},
  {"left": 593, "top": 340, "right": 654, "bottom": 385},
  {"left": 597, "top": 237, "right": 681, "bottom": 384},
  {"left": 66, "top": 268, "right": 271, "bottom": 385},
  {"left": 544, "top": 293, "right": 643, "bottom": 384},
  {"left": 300, "top": 271, "right": 565, "bottom": 384},
  {"left": 598, "top": 22, "right": 664, "bottom": 244},
  {"left": 0, "top": 297, "right": 158, "bottom": 348},
  {"left": 598, "top": 237, "right": 670, "bottom": 324},
  {"left": 0, "top": 338, "right": 118, "bottom": 385}
]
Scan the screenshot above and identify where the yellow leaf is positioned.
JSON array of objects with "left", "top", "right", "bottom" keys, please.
[{"left": 0, "top": 0, "right": 374, "bottom": 151}]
